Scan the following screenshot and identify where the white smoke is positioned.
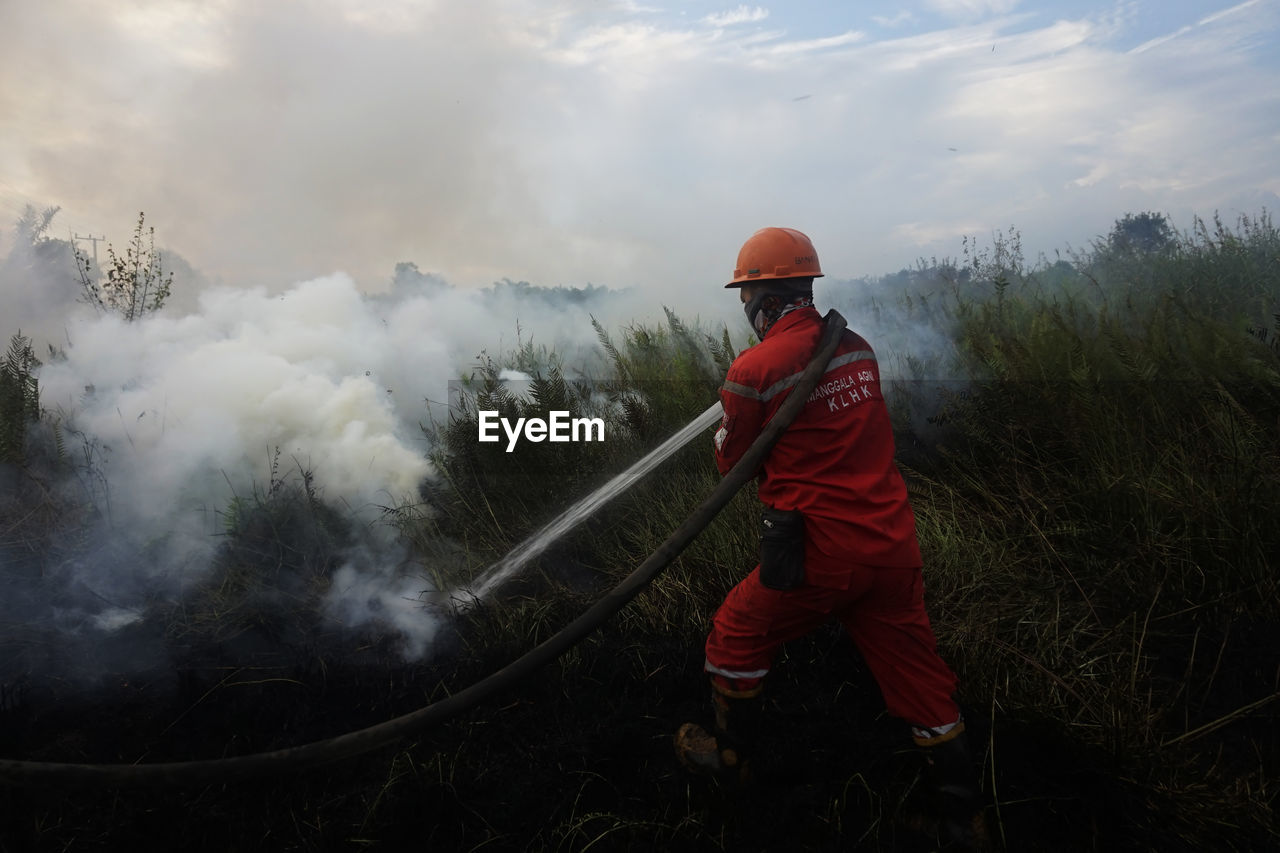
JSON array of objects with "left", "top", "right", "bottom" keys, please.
[
  {"left": 22, "top": 267, "right": 653, "bottom": 662},
  {"left": 40, "top": 274, "right": 431, "bottom": 537},
  {"left": 327, "top": 560, "right": 438, "bottom": 662}
]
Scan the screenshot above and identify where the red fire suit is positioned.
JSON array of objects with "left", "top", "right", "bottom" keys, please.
[{"left": 705, "top": 306, "right": 960, "bottom": 731}]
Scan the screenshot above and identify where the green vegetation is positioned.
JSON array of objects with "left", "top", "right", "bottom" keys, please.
[
  {"left": 0, "top": 333, "right": 41, "bottom": 466},
  {"left": 1, "top": 211, "right": 1277, "bottom": 851},
  {"left": 75, "top": 211, "right": 174, "bottom": 321},
  {"left": 905, "top": 212, "right": 1280, "bottom": 846}
]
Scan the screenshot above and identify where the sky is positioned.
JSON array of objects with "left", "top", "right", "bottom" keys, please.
[{"left": 2, "top": 0, "right": 1278, "bottom": 309}]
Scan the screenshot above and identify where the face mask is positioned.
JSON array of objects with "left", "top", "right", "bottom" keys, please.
[
  {"left": 743, "top": 291, "right": 775, "bottom": 337},
  {"left": 744, "top": 291, "right": 816, "bottom": 337}
]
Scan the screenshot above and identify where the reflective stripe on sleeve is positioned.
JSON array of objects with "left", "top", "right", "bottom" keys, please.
[
  {"left": 721, "top": 379, "right": 760, "bottom": 400},
  {"left": 721, "top": 350, "right": 875, "bottom": 403},
  {"left": 824, "top": 349, "right": 876, "bottom": 373}
]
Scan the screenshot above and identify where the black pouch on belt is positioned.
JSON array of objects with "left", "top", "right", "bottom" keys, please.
[{"left": 758, "top": 507, "right": 806, "bottom": 590}]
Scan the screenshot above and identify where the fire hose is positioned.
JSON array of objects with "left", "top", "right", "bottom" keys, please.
[{"left": 0, "top": 310, "right": 848, "bottom": 787}]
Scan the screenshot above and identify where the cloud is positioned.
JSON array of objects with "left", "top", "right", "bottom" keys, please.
[
  {"left": 1129, "top": 0, "right": 1263, "bottom": 53},
  {"left": 702, "top": 5, "right": 769, "bottom": 27},
  {"left": 925, "top": 0, "right": 1022, "bottom": 19},
  {"left": 873, "top": 11, "right": 916, "bottom": 28},
  {"left": 0, "top": 0, "right": 1276, "bottom": 303},
  {"left": 747, "top": 30, "right": 866, "bottom": 62}
]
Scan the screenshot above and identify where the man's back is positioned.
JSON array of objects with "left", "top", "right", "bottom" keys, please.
[{"left": 715, "top": 306, "right": 922, "bottom": 583}]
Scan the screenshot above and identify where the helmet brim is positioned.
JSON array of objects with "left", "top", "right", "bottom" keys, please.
[{"left": 724, "top": 272, "right": 824, "bottom": 289}]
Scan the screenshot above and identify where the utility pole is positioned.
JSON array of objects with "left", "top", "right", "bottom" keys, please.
[{"left": 72, "top": 232, "right": 105, "bottom": 279}]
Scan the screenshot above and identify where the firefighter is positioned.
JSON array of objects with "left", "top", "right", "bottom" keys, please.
[{"left": 674, "top": 226, "right": 989, "bottom": 848}]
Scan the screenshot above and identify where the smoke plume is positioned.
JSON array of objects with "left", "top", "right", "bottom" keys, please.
[{"left": 1, "top": 235, "right": 658, "bottom": 676}]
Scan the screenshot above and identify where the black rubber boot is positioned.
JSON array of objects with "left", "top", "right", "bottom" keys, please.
[
  {"left": 674, "top": 684, "right": 762, "bottom": 785},
  {"left": 919, "top": 730, "right": 992, "bottom": 851}
]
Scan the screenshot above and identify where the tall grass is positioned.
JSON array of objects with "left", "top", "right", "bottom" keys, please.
[{"left": 894, "top": 212, "right": 1279, "bottom": 845}]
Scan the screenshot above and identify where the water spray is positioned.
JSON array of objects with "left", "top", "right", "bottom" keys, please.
[{"left": 452, "top": 400, "right": 725, "bottom": 607}]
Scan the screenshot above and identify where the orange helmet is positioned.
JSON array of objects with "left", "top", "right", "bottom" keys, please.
[{"left": 726, "top": 227, "right": 824, "bottom": 288}]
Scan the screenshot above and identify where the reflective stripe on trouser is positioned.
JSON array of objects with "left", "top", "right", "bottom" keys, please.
[{"left": 703, "top": 563, "right": 960, "bottom": 730}]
